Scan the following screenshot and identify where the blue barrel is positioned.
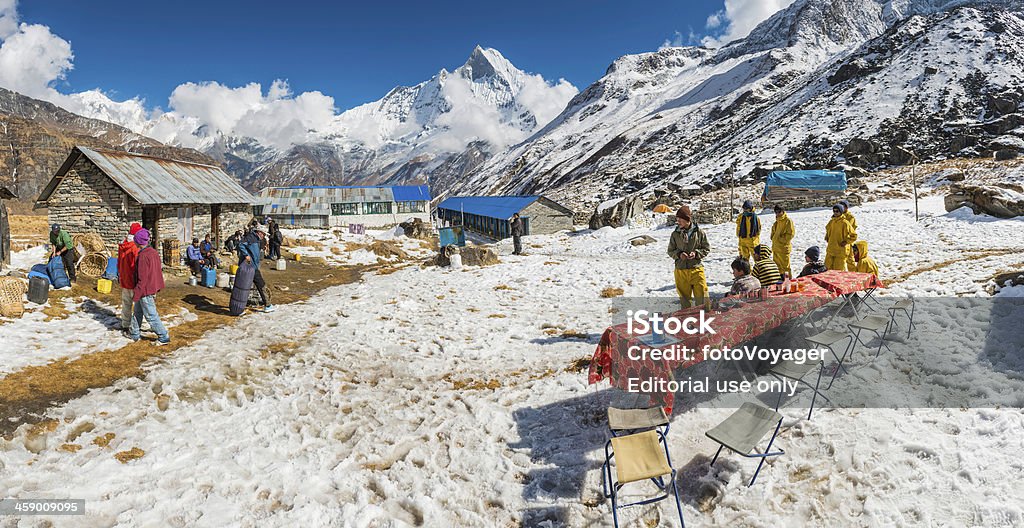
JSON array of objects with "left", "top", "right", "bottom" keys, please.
[
  {"left": 102, "top": 257, "right": 118, "bottom": 280},
  {"left": 202, "top": 268, "right": 216, "bottom": 288}
]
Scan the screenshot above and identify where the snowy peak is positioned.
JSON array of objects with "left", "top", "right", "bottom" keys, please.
[{"left": 459, "top": 46, "right": 503, "bottom": 81}]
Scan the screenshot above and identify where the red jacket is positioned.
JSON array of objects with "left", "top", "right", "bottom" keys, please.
[
  {"left": 117, "top": 238, "right": 139, "bottom": 289},
  {"left": 133, "top": 246, "right": 165, "bottom": 301}
]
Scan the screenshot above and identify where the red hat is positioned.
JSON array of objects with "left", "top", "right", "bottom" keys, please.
[
  {"left": 676, "top": 205, "right": 692, "bottom": 221},
  {"left": 129, "top": 222, "right": 142, "bottom": 235}
]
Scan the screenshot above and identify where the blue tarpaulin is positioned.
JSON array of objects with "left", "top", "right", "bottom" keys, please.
[{"left": 762, "top": 170, "right": 847, "bottom": 199}]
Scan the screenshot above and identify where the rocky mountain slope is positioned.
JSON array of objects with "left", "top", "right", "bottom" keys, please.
[
  {"left": 455, "top": 0, "right": 1024, "bottom": 216},
  {"left": 0, "top": 88, "right": 215, "bottom": 207}
]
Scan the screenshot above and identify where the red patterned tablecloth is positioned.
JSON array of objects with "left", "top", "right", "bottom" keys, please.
[
  {"left": 588, "top": 277, "right": 842, "bottom": 413},
  {"left": 807, "top": 270, "right": 885, "bottom": 295}
]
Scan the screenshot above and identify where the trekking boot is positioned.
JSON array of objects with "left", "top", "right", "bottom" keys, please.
[{"left": 263, "top": 305, "right": 276, "bottom": 313}]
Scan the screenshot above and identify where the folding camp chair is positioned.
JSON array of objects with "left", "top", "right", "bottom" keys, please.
[
  {"left": 607, "top": 406, "right": 670, "bottom": 437},
  {"left": 887, "top": 299, "right": 917, "bottom": 339},
  {"left": 857, "top": 287, "right": 883, "bottom": 312},
  {"left": 706, "top": 403, "right": 785, "bottom": 486},
  {"left": 848, "top": 315, "right": 893, "bottom": 359},
  {"left": 804, "top": 329, "right": 853, "bottom": 389},
  {"left": 769, "top": 358, "right": 830, "bottom": 420},
  {"left": 602, "top": 429, "right": 686, "bottom": 528}
]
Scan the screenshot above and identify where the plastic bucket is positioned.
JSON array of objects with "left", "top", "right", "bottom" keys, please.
[{"left": 97, "top": 278, "right": 112, "bottom": 294}]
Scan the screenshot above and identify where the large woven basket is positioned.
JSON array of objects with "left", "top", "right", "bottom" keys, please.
[
  {"left": 73, "top": 232, "right": 107, "bottom": 255},
  {"left": 78, "top": 253, "right": 108, "bottom": 277},
  {"left": 0, "top": 278, "right": 25, "bottom": 317}
]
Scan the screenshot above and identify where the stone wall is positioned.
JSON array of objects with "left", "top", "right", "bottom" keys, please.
[
  {"left": 47, "top": 158, "right": 141, "bottom": 253},
  {"left": 219, "top": 204, "right": 252, "bottom": 247},
  {"left": 521, "top": 200, "right": 574, "bottom": 235}
]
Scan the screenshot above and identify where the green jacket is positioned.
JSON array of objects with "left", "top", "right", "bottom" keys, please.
[
  {"left": 667, "top": 223, "right": 710, "bottom": 270},
  {"left": 50, "top": 229, "right": 73, "bottom": 253}
]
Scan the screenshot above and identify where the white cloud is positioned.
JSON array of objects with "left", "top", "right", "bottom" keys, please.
[
  {"left": 515, "top": 74, "right": 577, "bottom": 131},
  {"left": 0, "top": 22, "right": 73, "bottom": 99},
  {"left": 0, "top": 0, "right": 19, "bottom": 39},
  {"left": 701, "top": 0, "right": 798, "bottom": 48}
]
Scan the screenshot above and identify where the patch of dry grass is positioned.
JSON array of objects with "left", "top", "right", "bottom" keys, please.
[
  {"left": 600, "top": 287, "right": 625, "bottom": 298},
  {"left": 114, "top": 447, "right": 145, "bottom": 463}
]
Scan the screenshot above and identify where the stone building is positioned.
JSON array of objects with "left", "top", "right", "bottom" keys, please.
[
  {"left": 436, "top": 196, "right": 573, "bottom": 239},
  {"left": 36, "top": 146, "right": 254, "bottom": 255}
]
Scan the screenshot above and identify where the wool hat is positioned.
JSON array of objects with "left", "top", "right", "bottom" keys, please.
[
  {"left": 839, "top": 199, "right": 851, "bottom": 210},
  {"left": 834, "top": 202, "right": 847, "bottom": 213},
  {"left": 742, "top": 200, "right": 754, "bottom": 210},
  {"left": 676, "top": 205, "right": 692, "bottom": 221},
  {"left": 134, "top": 228, "right": 150, "bottom": 246},
  {"left": 805, "top": 246, "right": 821, "bottom": 260},
  {"left": 128, "top": 222, "right": 142, "bottom": 235}
]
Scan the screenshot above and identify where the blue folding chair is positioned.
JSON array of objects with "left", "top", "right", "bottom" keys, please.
[
  {"left": 602, "top": 429, "right": 685, "bottom": 527},
  {"left": 706, "top": 403, "right": 785, "bottom": 486}
]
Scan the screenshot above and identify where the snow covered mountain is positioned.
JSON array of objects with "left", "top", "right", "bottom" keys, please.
[
  {"left": 136, "top": 46, "right": 577, "bottom": 192},
  {"left": 456, "top": 0, "right": 1024, "bottom": 215}
]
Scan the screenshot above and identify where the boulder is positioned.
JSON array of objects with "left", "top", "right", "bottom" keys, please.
[
  {"left": 924, "top": 66, "right": 939, "bottom": 75},
  {"left": 989, "top": 96, "right": 1018, "bottom": 116},
  {"left": 843, "top": 138, "right": 878, "bottom": 156},
  {"left": 460, "top": 246, "right": 500, "bottom": 267},
  {"left": 944, "top": 184, "right": 1024, "bottom": 218},
  {"left": 588, "top": 194, "right": 646, "bottom": 229},
  {"left": 398, "top": 218, "right": 432, "bottom": 240},
  {"left": 995, "top": 149, "right": 1019, "bottom": 161},
  {"left": 950, "top": 135, "right": 978, "bottom": 154}
]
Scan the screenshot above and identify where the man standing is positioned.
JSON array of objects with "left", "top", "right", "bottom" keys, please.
[
  {"left": 825, "top": 203, "right": 856, "bottom": 270},
  {"left": 770, "top": 205, "right": 795, "bottom": 278},
  {"left": 117, "top": 222, "right": 143, "bottom": 330},
  {"left": 128, "top": 229, "right": 170, "bottom": 345},
  {"left": 840, "top": 199, "right": 859, "bottom": 271},
  {"left": 667, "top": 205, "right": 710, "bottom": 308},
  {"left": 49, "top": 223, "right": 77, "bottom": 283},
  {"left": 238, "top": 223, "right": 275, "bottom": 312},
  {"left": 735, "top": 200, "right": 760, "bottom": 263},
  {"left": 510, "top": 213, "right": 524, "bottom": 255},
  {"left": 268, "top": 222, "right": 283, "bottom": 261}
]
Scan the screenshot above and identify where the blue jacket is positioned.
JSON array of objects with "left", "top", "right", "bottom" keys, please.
[
  {"left": 186, "top": 245, "right": 202, "bottom": 261},
  {"left": 237, "top": 231, "right": 261, "bottom": 267}
]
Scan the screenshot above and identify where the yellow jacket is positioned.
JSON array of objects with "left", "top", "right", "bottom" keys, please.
[
  {"left": 843, "top": 211, "right": 858, "bottom": 232},
  {"left": 853, "top": 240, "right": 879, "bottom": 276},
  {"left": 736, "top": 212, "right": 760, "bottom": 241},
  {"left": 770, "top": 213, "right": 794, "bottom": 247},
  {"left": 825, "top": 215, "right": 856, "bottom": 256}
]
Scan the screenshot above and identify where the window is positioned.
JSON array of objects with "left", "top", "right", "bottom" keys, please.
[
  {"left": 331, "top": 202, "right": 361, "bottom": 215},
  {"left": 363, "top": 201, "right": 392, "bottom": 215},
  {"left": 396, "top": 201, "right": 425, "bottom": 213}
]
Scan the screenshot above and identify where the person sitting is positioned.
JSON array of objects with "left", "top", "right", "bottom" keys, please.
[
  {"left": 185, "top": 238, "right": 205, "bottom": 276},
  {"left": 798, "top": 246, "right": 828, "bottom": 278},
  {"left": 728, "top": 257, "right": 761, "bottom": 296},
  {"left": 200, "top": 234, "right": 218, "bottom": 269},
  {"left": 852, "top": 240, "right": 879, "bottom": 276},
  {"left": 224, "top": 230, "right": 242, "bottom": 253},
  {"left": 751, "top": 244, "right": 782, "bottom": 287}
]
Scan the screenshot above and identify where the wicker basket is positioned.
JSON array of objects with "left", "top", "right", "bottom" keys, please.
[
  {"left": 73, "top": 232, "right": 107, "bottom": 255},
  {"left": 0, "top": 276, "right": 28, "bottom": 295},
  {"left": 0, "top": 278, "right": 25, "bottom": 317},
  {"left": 78, "top": 253, "right": 108, "bottom": 277}
]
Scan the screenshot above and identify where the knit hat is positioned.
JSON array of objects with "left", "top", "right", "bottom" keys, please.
[
  {"left": 128, "top": 222, "right": 142, "bottom": 235},
  {"left": 834, "top": 202, "right": 847, "bottom": 213},
  {"left": 805, "top": 246, "right": 821, "bottom": 260},
  {"left": 839, "top": 199, "right": 851, "bottom": 210},
  {"left": 675, "top": 205, "right": 692, "bottom": 221},
  {"left": 742, "top": 200, "right": 754, "bottom": 210},
  {"left": 134, "top": 228, "right": 150, "bottom": 246}
]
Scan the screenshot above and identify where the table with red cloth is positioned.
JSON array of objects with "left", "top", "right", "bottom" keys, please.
[
  {"left": 806, "top": 270, "right": 885, "bottom": 295},
  {"left": 588, "top": 272, "right": 882, "bottom": 413}
]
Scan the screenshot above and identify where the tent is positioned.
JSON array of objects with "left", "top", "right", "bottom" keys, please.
[
  {"left": 653, "top": 204, "right": 673, "bottom": 213},
  {"left": 762, "top": 170, "right": 847, "bottom": 202}
]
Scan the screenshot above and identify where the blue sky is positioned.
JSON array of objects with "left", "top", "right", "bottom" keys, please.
[{"left": 23, "top": 0, "right": 727, "bottom": 110}]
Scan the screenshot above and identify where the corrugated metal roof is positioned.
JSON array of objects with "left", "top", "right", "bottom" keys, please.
[
  {"left": 38, "top": 146, "right": 254, "bottom": 205},
  {"left": 256, "top": 185, "right": 430, "bottom": 216},
  {"left": 436, "top": 196, "right": 540, "bottom": 219}
]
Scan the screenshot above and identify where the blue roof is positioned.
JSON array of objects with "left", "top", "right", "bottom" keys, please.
[
  {"left": 391, "top": 185, "right": 431, "bottom": 201},
  {"left": 436, "top": 196, "right": 541, "bottom": 219},
  {"left": 764, "top": 170, "right": 847, "bottom": 193}
]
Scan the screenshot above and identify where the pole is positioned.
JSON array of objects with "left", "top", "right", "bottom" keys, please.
[
  {"left": 729, "top": 165, "right": 736, "bottom": 221},
  {"left": 912, "top": 156, "right": 919, "bottom": 222}
]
